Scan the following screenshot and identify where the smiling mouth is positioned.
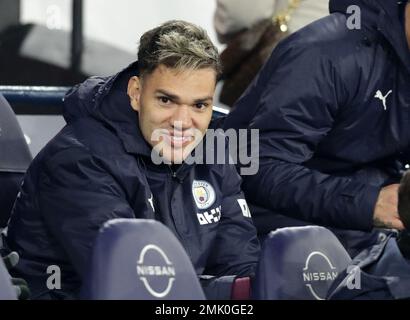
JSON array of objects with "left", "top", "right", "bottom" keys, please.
[{"left": 164, "top": 135, "right": 194, "bottom": 148}]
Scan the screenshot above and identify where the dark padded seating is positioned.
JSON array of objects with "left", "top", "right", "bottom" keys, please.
[
  {"left": 0, "top": 93, "right": 32, "bottom": 227},
  {"left": 253, "top": 226, "right": 352, "bottom": 300},
  {"left": 81, "top": 219, "right": 206, "bottom": 300}
]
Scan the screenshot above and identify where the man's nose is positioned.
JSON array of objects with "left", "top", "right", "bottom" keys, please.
[{"left": 171, "top": 105, "right": 193, "bottom": 130}]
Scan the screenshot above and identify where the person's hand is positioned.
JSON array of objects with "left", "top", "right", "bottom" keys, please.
[
  {"left": 373, "top": 184, "right": 405, "bottom": 230},
  {"left": 2, "top": 252, "right": 31, "bottom": 300}
]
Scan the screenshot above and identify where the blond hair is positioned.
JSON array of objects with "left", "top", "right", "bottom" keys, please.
[{"left": 138, "top": 20, "right": 221, "bottom": 77}]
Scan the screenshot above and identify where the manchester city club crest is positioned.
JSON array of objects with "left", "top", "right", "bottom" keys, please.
[{"left": 192, "top": 180, "right": 216, "bottom": 210}]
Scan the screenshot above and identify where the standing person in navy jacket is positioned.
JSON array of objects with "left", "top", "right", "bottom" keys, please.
[
  {"left": 2, "top": 20, "right": 260, "bottom": 299},
  {"left": 224, "top": 0, "right": 410, "bottom": 254},
  {"left": 328, "top": 170, "right": 410, "bottom": 300}
]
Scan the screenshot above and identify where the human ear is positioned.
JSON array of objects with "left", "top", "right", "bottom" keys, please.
[{"left": 127, "top": 76, "right": 141, "bottom": 112}]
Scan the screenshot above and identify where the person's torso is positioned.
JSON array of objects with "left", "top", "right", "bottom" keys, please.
[{"left": 4, "top": 116, "right": 227, "bottom": 298}]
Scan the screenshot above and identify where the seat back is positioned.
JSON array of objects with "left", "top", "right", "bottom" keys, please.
[
  {"left": 0, "top": 258, "right": 17, "bottom": 300},
  {"left": 253, "top": 226, "right": 352, "bottom": 300},
  {"left": 82, "top": 219, "right": 205, "bottom": 300},
  {"left": 0, "top": 94, "right": 32, "bottom": 227}
]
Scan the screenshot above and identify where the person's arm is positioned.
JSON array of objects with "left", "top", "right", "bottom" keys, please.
[
  {"left": 38, "top": 147, "right": 136, "bottom": 279},
  {"left": 236, "top": 39, "right": 394, "bottom": 231}
]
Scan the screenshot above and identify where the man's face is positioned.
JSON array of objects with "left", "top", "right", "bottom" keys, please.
[
  {"left": 406, "top": 3, "right": 410, "bottom": 49},
  {"left": 127, "top": 64, "right": 216, "bottom": 164}
]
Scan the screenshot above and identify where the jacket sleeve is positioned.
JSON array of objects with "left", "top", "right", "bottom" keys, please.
[
  {"left": 37, "top": 147, "right": 135, "bottom": 279},
  {"left": 203, "top": 162, "right": 260, "bottom": 278},
  {"left": 237, "top": 39, "right": 380, "bottom": 231}
]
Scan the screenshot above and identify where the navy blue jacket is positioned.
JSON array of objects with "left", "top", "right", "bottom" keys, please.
[
  {"left": 3, "top": 62, "right": 260, "bottom": 299},
  {"left": 328, "top": 232, "right": 410, "bottom": 300},
  {"left": 224, "top": 0, "right": 410, "bottom": 232}
]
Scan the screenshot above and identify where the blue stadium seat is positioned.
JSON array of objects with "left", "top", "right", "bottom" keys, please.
[
  {"left": 81, "top": 219, "right": 206, "bottom": 300},
  {"left": 253, "top": 226, "right": 352, "bottom": 300},
  {"left": 0, "top": 258, "right": 17, "bottom": 300},
  {"left": 0, "top": 93, "right": 32, "bottom": 227}
]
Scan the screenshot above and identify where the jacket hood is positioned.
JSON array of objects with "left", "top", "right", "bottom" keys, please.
[
  {"left": 63, "top": 61, "right": 152, "bottom": 156},
  {"left": 330, "top": 0, "right": 410, "bottom": 73}
]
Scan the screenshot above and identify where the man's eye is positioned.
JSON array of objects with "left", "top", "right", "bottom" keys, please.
[
  {"left": 194, "top": 103, "right": 208, "bottom": 110},
  {"left": 159, "top": 97, "right": 171, "bottom": 104}
]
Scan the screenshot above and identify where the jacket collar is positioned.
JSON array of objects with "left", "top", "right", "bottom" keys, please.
[{"left": 95, "top": 61, "right": 153, "bottom": 157}]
